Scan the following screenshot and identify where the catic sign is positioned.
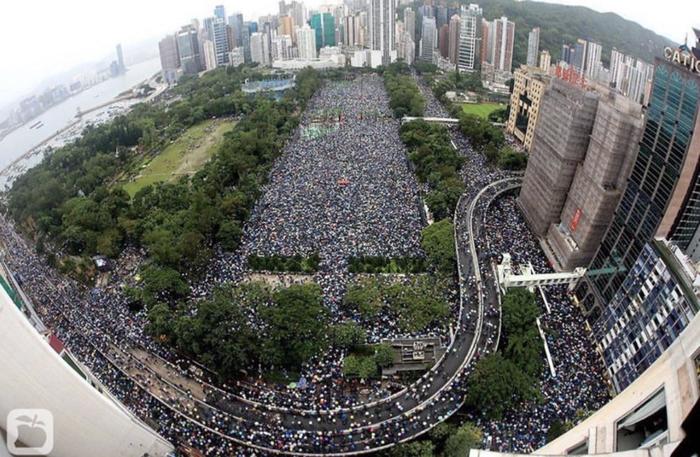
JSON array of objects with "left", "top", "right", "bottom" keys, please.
[{"left": 664, "top": 47, "right": 700, "bottom": 73}]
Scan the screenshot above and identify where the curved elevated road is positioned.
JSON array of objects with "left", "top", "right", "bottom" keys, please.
[{"left": 1, "top": 178, "right": 522, "bottom": 455}]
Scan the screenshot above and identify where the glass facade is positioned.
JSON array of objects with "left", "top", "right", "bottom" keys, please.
[
  {"left": 310, "top": 13, "right": 336, "bottom": 50},
  {"left": 593, "top": 242, "right": 698, "bottom": 391},
  {"left": 577, "top": 60, "right": 700, "bottom": 308}
]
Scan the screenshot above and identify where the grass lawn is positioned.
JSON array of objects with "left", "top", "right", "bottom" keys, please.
[
  {"left": 461, "top": 102, "right": 505, "bottom": 119},
  {"left": 122, "top": 118, "right": 236, "bottom": 197}
]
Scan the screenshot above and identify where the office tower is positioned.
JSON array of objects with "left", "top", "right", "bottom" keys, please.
[
  {"left": 480, "top": 18, "right": 493, "bottom": 65},
  {"left": 404, "top": 8, "right": 416, "bottom": 48},
  {"left": 279, "top": 16, "right": 295, "bottom": 42},
  {"left": 575, "top": 48, "right": 700, "bottom": 312},
  {"left": 585, "top": 41, "right": 603, "bottom": 79},
  {"left": 297, "top": 24, "right": 317, "bottom": 59},
  {"left": 310, "top": 12, "right": 336, "bottom": 50},
  {"left": 526, "top": 27, "right": 540, "bottom": 67},
  {"left": 250, "top": 32, "right": 271, "bottom": 66},
  {"left": 204, "top": 17, "right": 230, "bottom": 66},
  {"left": 591, "top": 240, "right": 699, "bottom": 392},
  {"left": 561, "top": 43, "right": 573, "bottom": 65},
  {"left": 241, "top": 22, "right": 253, "bottom": 63},
  {"left": 571, "top": 38, "right": 588, "bottom": 74},
  {"left": 369, "top": 0, "right": 396, "bottom": 65},
  {"left": 214, "top": 5, "right": 226, "bottom": 20},
  {"left": 356, "top": 11, "right": 368, "bottom": 48},
  {"left": 398, "top": 31, "right": 415, "bottom": 65},
  {"left": 539, "top": 50, "right": 551, "bottom": 71},
  {"left": 289, "top": 1, "right": 307, "bottom": 32},
  {"left": 228, "top": 13, "right": 244, "bottom": 47},
  {"left": 116, "top": 44, "right": 126, "bottom": 73},
  {"left": 457, "top": 4, "right": 482, "bottom": 72},
  {"left": 419, "top": 4, "right": 434, "bottom": 18},
  {"left": 436, "top": 5, "right": 449, "bottom": 28},
  {"left": 506, "top": 66, "right": 551, "bottom": 151},
  {"left": 203, "top": 40, "right": 218, "bottom": 70},
  {"left": 448, "top": 14, "right": 460, "bottom": 64},
  {"left": 343, "top": 15, "right": 356, "bottom": 46},
  {"left": 176, "top": 26, "right": 202, "bottom": 75},
  {"left": 519, "top": 78, "right": 599, "bottom": 236},
  {"left": 492, "top": 16, "right": 514, "bottom": 73},
  {"left": 547, "top": 92, "right": 644, "bottom": 270},
  {"left": 438, "top": 24, "right": 449, "bottom": 58},
  {"left": 158, "top": 35, "right": 180, "bottom": 83},
  {"left": 419, "top": 16, "right": 436, "bottom": 62}
]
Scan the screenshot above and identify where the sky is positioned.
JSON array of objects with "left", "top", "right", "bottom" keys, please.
[{"left": 0, "top": 0, "right": 698, "bottom": 108}]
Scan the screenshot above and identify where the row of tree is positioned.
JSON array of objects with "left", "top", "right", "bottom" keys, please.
[
  {"left": 381, "top": 421, "right": 483, "bottom": 457},
  {"left": 383, "top": 62, "right": 426, "bottom": 118},
  {"left": 247, "top": 254, "right": 320, "bottom": 274},
  {"left": 348, "top": 256, "right": 428, "bottom": 274},
  {"left": 458, "top": 113, "right": 526, "bottom": 170},
  {"left": 400, "top": 120, "right": 465, "bottom": 220}
]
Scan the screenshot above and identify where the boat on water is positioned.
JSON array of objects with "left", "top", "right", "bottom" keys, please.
[{"left": 29, "top": 120, "right": 44, "bottom": 129}]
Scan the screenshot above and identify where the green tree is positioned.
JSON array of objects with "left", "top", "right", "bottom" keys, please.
[
  {"left": 373, "top": 343, "right": 395, "bottom": 368},
  {"left": 332, "top": 322, "right": 367, "bottom": 350},
  {"left": 444, "top": 423, "right": 483, "bottom": 457},
  {"left": 421, "top": 219, "right": 456, "bottom": 274}
]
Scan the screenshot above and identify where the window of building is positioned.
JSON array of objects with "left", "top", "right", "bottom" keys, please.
[{"left": 616, "top": 388, "right": 668, "bottom": 451}]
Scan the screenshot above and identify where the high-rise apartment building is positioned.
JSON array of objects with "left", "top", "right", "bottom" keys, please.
[
  {"left": 419, "top": 16, "right": 436, "bottom": 62},
  {"left": 506, "top": 66, "right": 551, "bottom": 151},
  {"left": 369, "top": 0, "right": 396, "bottom": 65},
  {"left": 584, "top": 41, "right": 603, "bottom": 80},
  {"left": 176, "top": 26, "right": 202, "bottom": 75},
  {"left": 547, "top": 91, "right": 644, "bottom": 270},
  {"left": 228, "top": 13, "right": 245, "bottom": 48},
  {"left": 572, "top": 38, "right": 588, "bottom": 74},
  {"left": 214, "top": 4, "right": 226, "bottom": 20},
  {"left": 203, "top": 40, "right": 218, "bottom": 70},
  {"left": 297, "top": 24, "right": 317, "bottom": 59},
  {"left": 539, "top": 50, "right": 551, "bottom": 71},
  {"left": 278, "top": 16, "right": 295, "bottom": 42},
  {"left": 204, "top": 17, "right": 230, "bottom": 66},
  {"left": 492, "top": 17, "right": 515, "bottom": 73},
  {"left": 480, "top": 18, "right": 493, "bottom": 65},
  {"left": 271, "top": 35, "right": 293, "bottom": 61},
  {"left": 519, "top": 78, "right": 599, "bottom": 236},
  {"left": 575, "top": 47, "right": 700, "bottom": 313},
  {"left": 448, "top": 14, "right": 460, "bottom": 64},
  {"left": 526, "top": 27, "right": 540, "bottom": 67},
  {"left": 250, "top": 32, "right": 271, "bottom": 66},
  {"left": 457, "top": 4, "right": 482, "bottom": 72}
]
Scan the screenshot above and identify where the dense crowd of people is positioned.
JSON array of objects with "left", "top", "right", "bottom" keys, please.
[{"left": 0, "top": 73, "right": 610, "bottom": 455}]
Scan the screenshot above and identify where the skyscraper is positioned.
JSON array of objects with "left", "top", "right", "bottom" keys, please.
[
  {"left": 228, "top": 13, "right": 245, "bottom": 48},
  {"left": 572, "top": 38, "right": 588, "bottom": 74},
  {"left": 519, "top": 78, "right": 600, "bottom": 236},
  {"left": 297, "top": 24, "right": 317, "bottom": 59},
  {"left": 368, "top": 0, "right": 396, "bottom": 65},
  {"left": 526, "top": 27, "right": 540, "bottom": 67},
  {"left": 214, "top": 5, "right": 226, "bottom": 20},
  {"left": 539, "top": 50, "right": 551, "bottom": 71},
  {"left": 204, "top": 17, "right": 230, "bottom": 66},
  {"left": 203, "top": 40, "right": 218, "bottom": 70},
  {"left": 438, "top": 24, "right": 449, "bottom": 59},
  {"left": 584, "top": 41, "right": 603, "bottom": 80},
  {"left": 310, "top": 12, "right": 336, "bottom": 50},
  {"left": 419, "top": 16, "right": 436, "bottom": 62},
  {"left": 404, "top": 8, "right": 416, "bottom": 50},
  {"left": 492, "top": 16, "right": 515, "bottom": 73},
  {"left": 457, "top": 4, "right": 482, "bottom": 72},
  {"left": 250, "top": 32, "right": 270, "bottom": 66},
  {"left": 575, "top": 47, "right": 700, "bottom": 312},
  {"left": 158, "top": 35, "right": 180, "bottom": 83},
  {"left": 116, "top": 44, "right": 126, "bottom": 73},
  {"left": 448, "top": 14, "right": 460, "bottom": 65},
  {"left": 279, "top": 16, "right": 295, "bottom": 42},
  {"left": 176, "top": 26, "right": 202, "bottom": 75}
]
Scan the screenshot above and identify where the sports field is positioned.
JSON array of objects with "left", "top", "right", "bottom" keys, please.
[
  {"left": 123, "top": 119, "right": 236, "bottom": 196},
  {"left": 461, "top": 102, "right": 505, "bottom": 119}
]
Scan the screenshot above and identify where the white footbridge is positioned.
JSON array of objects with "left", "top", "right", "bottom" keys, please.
[{"left": 496, "top": 253, "right": 585, "bottom": 294}]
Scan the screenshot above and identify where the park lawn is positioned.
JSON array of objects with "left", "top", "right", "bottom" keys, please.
[
  {"left": 461, "top": 102, "right": 505, "bottom": 119},
  {"left": 123, "top": 118, "right": 236, "bottom": 197}
]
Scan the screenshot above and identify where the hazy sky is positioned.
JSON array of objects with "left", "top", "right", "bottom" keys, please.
[{"left": 0, "top": 0, "right": 698, "bottom": 107}]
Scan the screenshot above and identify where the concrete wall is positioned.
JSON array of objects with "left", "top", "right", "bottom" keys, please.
[{"left": 0, "top": 287, "right": 174, "bottom": 457}]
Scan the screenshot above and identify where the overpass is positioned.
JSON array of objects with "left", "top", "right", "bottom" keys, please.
[
  {"left": 401, "top": 116, "right": 506, "bottom": 128},
  {"left": 496, "top": 253, "right": 586, "bottom": 293}
]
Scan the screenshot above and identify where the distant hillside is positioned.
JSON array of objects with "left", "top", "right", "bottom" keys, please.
[{"left": 476, "top": 0, "right": 676, "bottom": 68}]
